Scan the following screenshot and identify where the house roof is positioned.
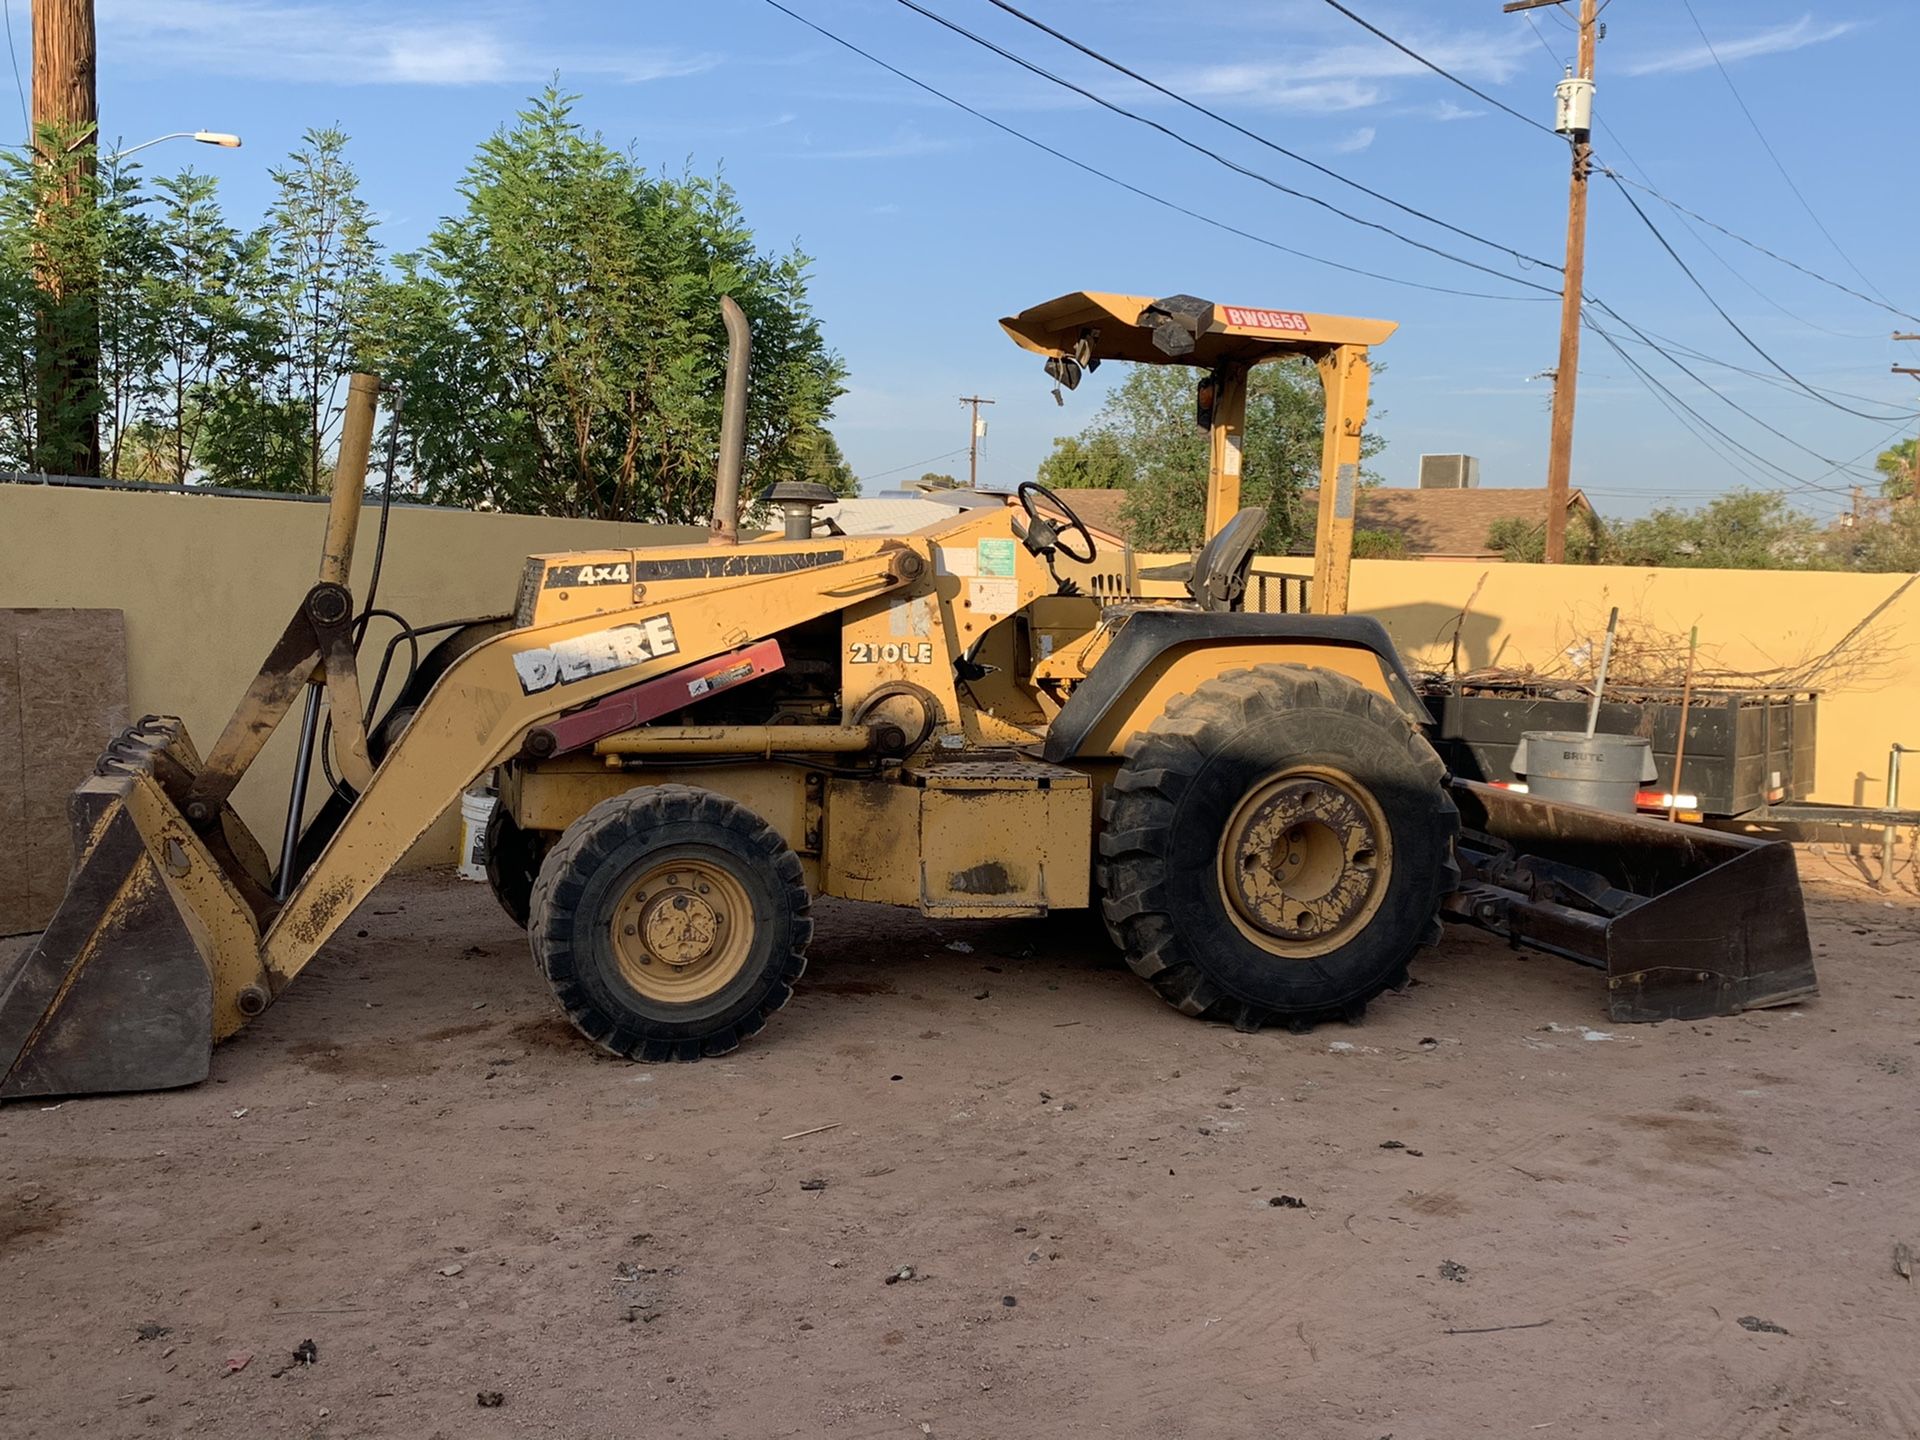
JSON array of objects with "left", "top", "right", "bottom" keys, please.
[
  {"left": 1049, "top": 487, "right": 1132, "bottom": 542},
  {"left": 1288, "top": 486, "right": 1594, "bottom": 559},
  {"left": 1050, "top": 485, "right": 1594, "bottom": 558}
]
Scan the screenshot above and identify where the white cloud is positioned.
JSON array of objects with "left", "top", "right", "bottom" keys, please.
[
  {"left": 796, "top": 128, "right": 962, "bottom": 161},
  {"left": 1331, "top": 125, "right": 1376, "bottom": 154},
  {"left": 96, "top": 0, "right": 716, "bottom": 86},
  {"left": 1170, "top": 32, "right": 1529, "bottom": 113},
  {"left": 1626, "top": 15, "right": 1857, "bottom": 78}
]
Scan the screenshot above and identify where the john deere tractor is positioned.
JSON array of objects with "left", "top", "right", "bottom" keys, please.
[{"left": 0, "top": 292, "right": 1814, "bottom": 1097}]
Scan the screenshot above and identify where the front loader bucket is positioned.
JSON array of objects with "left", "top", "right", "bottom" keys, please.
[
  {"left": 1445, "top": 780, "right": 1817, "bottom": 1022},
  {"left": 0, "top": 719, "right": 269, "bottom": 1101}
]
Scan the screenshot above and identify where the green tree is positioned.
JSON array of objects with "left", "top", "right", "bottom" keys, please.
[
  {"left": 1606, "top": 491, "right": 1825, "bottom": 570},
  {"left": 1487, "top": 509, "right": 1607, "bottom": 564},
  {"left": 0, "top": 124, "right": 108, "bottom": 474},
  {"left": 1877, "top": 438, "right": 1916, "bottom": 501},
  {"left": 1351, "top": 527, "right": 1408, "bottom": 559},
  {"left": 915, "top": 471, "right": 959, "bottom": 489},
  {"left": 94, "top": 156, "right": 169, "bottom": 480},
  {"left": 366, "top": 89, "right": 843, "bottom": 521},
  {"left": 206, "top": 128, "right": 379, "bottom": 493},
  {"left": 1035, "top": 431, "right": 1131, "bottom": 490},
  {"left": 795, "top": 428, "right": 856, "bottom": 497},
  {"left": 123, "top": 170, "right": 266, "bottom": 482},
  {"left": 1038, "top": 360, "right": 1383, "bottom": 553}
]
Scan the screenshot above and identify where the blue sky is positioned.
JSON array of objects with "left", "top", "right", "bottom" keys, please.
[{"left": 19, "top": 0, "right": 1918, "bottom": 519}]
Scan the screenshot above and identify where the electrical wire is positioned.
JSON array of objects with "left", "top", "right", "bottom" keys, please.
[
  {"left": 1594, "top": 121, "right": 1881, "bottom": 343},
  {"left": 1604, "top": 170, "right": 1920, "bottom": 327},
  {"left": 1584, "top": 307, "right": 1898, "bottom": 504},
  {"left": 1585, "top": 294, "right": 1892, "bottom": 486},
  {"left": 763, "top": 0, "right": 1554, "bottom": 302},
  {"left": 1335, "top": 0, "right": 1920, "bottom": 327},
  {"left": 1312, "top": 0, "right": 1559, "bottom": 137},
  {"left": 1602, "top": 170, "right": 1916, "bottom": 424},
  {"left": 2, "top": 1, "right": 24, "bottom": 136},
  {"left": 886, "top": 0, "right": 1564, "bottom": 298},
  {"left": 981, "top": 0, "right": 1564, "bottom": 276},
  {"left": 1676, "top": 0, "right": 1897, "bottom": 313},
  {"left": 858, "top": 446, "right": 971, "bottom": 486}
]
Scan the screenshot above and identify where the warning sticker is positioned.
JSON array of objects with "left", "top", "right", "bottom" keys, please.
[
  {"left": 977, "top": 538, "right": 1017, "bottom": 577},
  {"left": 934, "top": 545, "right": 978, "bottom": 577},
  {"left": 970, "top": 577, "right": 1017, "bottom": 617}
]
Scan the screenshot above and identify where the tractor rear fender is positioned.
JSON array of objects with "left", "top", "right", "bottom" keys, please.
[{"left": 1042, "top": 610, "right": 1429, "bottom": 764}]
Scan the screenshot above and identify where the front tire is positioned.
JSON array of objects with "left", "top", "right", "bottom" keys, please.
[
  {"left": 528, "top": 785, "right": 811, "bottom": 1061},
  {"left": 1098, "top": 665, "right": 1457, "bottom": 1031}
]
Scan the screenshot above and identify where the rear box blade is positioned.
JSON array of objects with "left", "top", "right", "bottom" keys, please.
[{"left": 1448, "top": 780, "right": 1817, "bottom": 1021}]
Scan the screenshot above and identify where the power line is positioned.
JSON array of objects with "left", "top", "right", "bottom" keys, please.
[
  {"left": 1677, "top": 0, "right": 1897, "bottom": 312},
  {"left": 1593, "top": 120, "right": 1881, "bottom": 343},
  {"left": 859, "top": 445, "right": 971, "bottom": 485},
  {"left": 1584, "top": 305, "right": 1892, "bottom": 500},
  {"left": 888, "top": 0, "right": 1564, "bottom": 298},
  {"left": 1587, "top": 294, "right": 1893, "bottom": 481},
  {"left": 2, "top": 0, "right": 25, "bottom": 135},
  {"left": 1602, "top": 169, "right": 1916, "bottom": 423},
  {"left": 981, "top": 0, "right": 1562, "bottom": 276},
  {"left": 1313, "top": 0, "right": 1559, "bottom": 136},
  {"left": 762, "top": 1, "right": 1554, "bottom": 302},
  {"left": 1603, "top": 170, "right": 1920, "bottom": 327},
  {"left": 1334, "top": 0, "right": 1920, "bottom": 326}
]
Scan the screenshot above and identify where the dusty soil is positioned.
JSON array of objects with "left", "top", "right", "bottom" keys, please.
[{"left": 3, "top": 851, "right": 1917, "bottom": 1440}]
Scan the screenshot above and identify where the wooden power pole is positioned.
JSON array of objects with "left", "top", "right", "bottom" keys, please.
[
  {"left": 32, "top": 0, "right": 101, "bottom": 477},
  {"left": 959, "top": 395, "right": 994, "bottom": 489},
  {"left": 1894, "top": 333, "right": 1920, "bottom": 503},
  {"left": 1507, "top": 0, "right": 1597, "bottom": 563}
]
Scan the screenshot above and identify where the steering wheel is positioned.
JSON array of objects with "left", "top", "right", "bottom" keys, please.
[{"left": 1015, "top": 481, "right": 1099, "bottom": 565}]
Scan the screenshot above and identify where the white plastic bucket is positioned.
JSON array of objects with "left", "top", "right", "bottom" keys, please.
[{"left": 457, "top": 789, "right": 495, "bottom": 881}]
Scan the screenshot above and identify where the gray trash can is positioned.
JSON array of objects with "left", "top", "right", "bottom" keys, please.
[{"left": 1512, "top": 731, "right": 1659, "bottom": 814}]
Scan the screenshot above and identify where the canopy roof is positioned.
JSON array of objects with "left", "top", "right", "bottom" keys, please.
[{"left": 1000, "top": 290, "right": 1396, "bottom": 369}]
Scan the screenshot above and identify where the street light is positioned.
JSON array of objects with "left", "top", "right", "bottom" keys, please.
[{"left": 104, "top": 131, "right": 244, "bottom": 161}]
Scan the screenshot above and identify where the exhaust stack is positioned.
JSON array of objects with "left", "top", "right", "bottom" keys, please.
[{"left": 710, "top": 296, "right": 751, "bottom": 546}]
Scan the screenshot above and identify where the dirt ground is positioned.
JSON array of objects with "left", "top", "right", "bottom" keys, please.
[{"left": 2, "top": 849, "right": 1917, "bottom": 1440}]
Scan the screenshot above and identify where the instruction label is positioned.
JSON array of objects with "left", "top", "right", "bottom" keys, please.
[
  {"left": 513, "top": 615, "right": 680, "bottom": 694},
  {"left": 970, "top": 577, "right": 1017, "bottom": 617},
  {"left": 976, "top": 538, "right": 1017, "bottom": 577}
]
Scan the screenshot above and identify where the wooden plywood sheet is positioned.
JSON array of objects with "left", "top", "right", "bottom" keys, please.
[{"left": 1, "top": 609, "right": 128, "bottom": 935}]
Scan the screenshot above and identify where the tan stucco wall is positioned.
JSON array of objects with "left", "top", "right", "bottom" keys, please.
[
  {"left": 0, "top": 484, "right": 703, "bottom": 870},
  {"left": 1146, "top": 553, "right": 1917, "bottom": 809}
]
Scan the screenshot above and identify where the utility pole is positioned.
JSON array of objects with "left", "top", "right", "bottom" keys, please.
[
  {"left": 959, "top": 395, "right": 994, "bottom": 489},
  {"left": 32, "top": 0, "right": 100, "bottom": 477},
  {"left": 1506, "top": 0, "right": 1597, "bottom": 563},
  {"left": 1894, "top": 333, "right": 1920, "bottom": 504}
]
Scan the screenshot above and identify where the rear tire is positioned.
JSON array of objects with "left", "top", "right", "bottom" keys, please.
[
  {"left": 1097, "top": 665, "right": 1457, "bottom": 1032},
  {"left": 528, "top": 785, "right": 810, "bottom": 1062}
]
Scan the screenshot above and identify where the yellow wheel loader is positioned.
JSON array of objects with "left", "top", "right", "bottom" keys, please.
[{"left": 0, "top": 293, "right": 1817, "bottom": 1098}]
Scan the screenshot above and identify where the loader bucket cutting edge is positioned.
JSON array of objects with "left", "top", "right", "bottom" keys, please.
[
  {"left": 0, "top": 719, "right": 265, "bottom": 1102},
  {"left": 1445, "top": 779, "right": 1817, "bottom": 1022}
]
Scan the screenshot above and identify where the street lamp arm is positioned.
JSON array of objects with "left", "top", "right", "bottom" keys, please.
[{"left": 104, "top": 131, "right": 244, "bottom": 161}]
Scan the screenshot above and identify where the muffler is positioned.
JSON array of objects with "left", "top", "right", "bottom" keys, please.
[{"left": 1445, "top": 780, "right": 1817, "bottom": 1022}]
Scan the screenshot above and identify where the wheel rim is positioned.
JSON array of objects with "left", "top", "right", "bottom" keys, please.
[
  {"left": 1217, "top": 765, "right": 1394, "bottom": 960},
  {"left": 609, "top": 856, "right": 755, "bottom": 1004}
]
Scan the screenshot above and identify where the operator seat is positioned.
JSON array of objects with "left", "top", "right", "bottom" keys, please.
[{"left": 1186, "top": 506, "right": 1267, "bottom": 612}]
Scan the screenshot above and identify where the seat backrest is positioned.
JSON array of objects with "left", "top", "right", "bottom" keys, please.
[{"left": 1186, "top": 506, "right": 1268, "bottom": 612}]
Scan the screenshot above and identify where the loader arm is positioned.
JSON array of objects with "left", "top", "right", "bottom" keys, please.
[{"left": 261, "top": 549, "right": 920, "bottom": 989}]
